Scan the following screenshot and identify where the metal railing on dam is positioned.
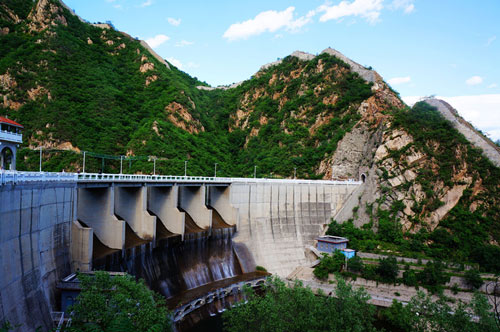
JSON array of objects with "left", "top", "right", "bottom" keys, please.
[{"left": 1, "top": 170, "right": 362, "bottom": 186}]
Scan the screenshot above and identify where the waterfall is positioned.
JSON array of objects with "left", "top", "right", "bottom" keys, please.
[{"left": 92, "top": 225, "right": 243, "bottom": 299}]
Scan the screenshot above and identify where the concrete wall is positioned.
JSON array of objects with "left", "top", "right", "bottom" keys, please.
[
  {"left": 178, "top": 186, "right": 212, "bottom": 230},
  {"left": 0, "top": 182, "right": 75, "bottom": 331},
  {"left": 77, "top": 186, "right": 125, "bottom": 250},
  {"left": 148, "top": 186, "right": 185, "bottom": 238},
  {"left": 230, "top": 182, "right": 360, "bottom": 277},
  {"left": 114, "top": 186, "right": 156, "bottom": 242}
]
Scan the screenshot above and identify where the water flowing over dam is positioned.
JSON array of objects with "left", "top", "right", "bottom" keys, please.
[{"left": 93, "top": 228, "right": 243, "bottom": 299}]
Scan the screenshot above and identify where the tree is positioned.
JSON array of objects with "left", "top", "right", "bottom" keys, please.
[
  {"left": 222, "top": 276, "right": 378, "bottom": 332},
  {"left": 347, "top": 255, "right": 364, "bottom": 274},
  {"left": 68, "top": 271, "right": 172, "bottom": 332},
  {"left": 313, "top": 251, "right": 346, "bottom": 280},
  {"left": 485, "top": 275, "right": 500, "bottom": 330},
  {"left": 464, "top": 269, "right": 483, "bottom": 290},
  {"left": 383, "top": 291, "right": 498, "bottom": 332},
  {"left": 376, "top": 256, "right": 399, "bottom": 283},
  {"left": 417, "top": 260, "right": 449, "bottom": 293}
]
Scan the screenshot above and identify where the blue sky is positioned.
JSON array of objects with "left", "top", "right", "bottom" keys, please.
[{"left": 63, "top": 0, "right": 500, "bottom": 140}]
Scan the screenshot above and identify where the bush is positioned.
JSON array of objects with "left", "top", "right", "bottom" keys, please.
[
  {"left": 464, "top": 269, "right": 483, "bottom": 289},
  {"left": 417, "top": 261, "right": 449, "bottom": 293},
  {"left": 313, "top": 251, "right": 346, "bottom": 280},
  {"left": 376, "top": 256, "right": 399, "bottom": 283},
  {"left": 255, "top": 265, "right": 267, "bottom": 272},
  {"left": 402, "top": 269, "right": 418, "bottom": 287},
  {"left": 347, "top": 255, "right": 364, "bottom": 273}
]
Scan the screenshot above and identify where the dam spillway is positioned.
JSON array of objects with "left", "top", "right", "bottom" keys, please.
[{"left": 0, "top": 171, "right": 361, "bottom": 331}]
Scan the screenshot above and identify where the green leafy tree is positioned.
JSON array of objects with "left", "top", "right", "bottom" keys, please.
[
  {"left": 376, "top": 256, "right": 399, "bottom": 283},
  {"left": 222, "top": 276, "right": 378, "bottom": 332},
  {"left": 347, "top": 255, "right": 364, "bottom": 274},
  {"left": 313, "top": 251, "right": 346, "bottom": 280},
  {"left": 417, "top": 260, "right": 449, "bottom": 293},
  {"left": 68, "top": 271, "right": 172, "bottom": 332},
  {"left": 464, "top": 269, "right": 483, "bottom": 289},
  {"left": 383, "top": 291, "right": 497, "bottom": 332}
]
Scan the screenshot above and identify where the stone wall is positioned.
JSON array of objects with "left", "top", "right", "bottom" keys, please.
[
  {"left": 0, "top": 182, "right": 76, "bottom": 331},
  {"left": 230, "top": 182, "right": 360, "bottom": 277}
]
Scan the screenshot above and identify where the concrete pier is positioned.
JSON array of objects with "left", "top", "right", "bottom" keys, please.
[
  {"left": 71, "top": 220, "right": 92, "bottom": 272},
  {"left": 148, "top": 186, "right": 186, "bottom": 238},
  {"left": 178, "top": 186, "right": 213, "bottom": 230},
  {"left": 114, "top": 185, "right": 156, "bottom": 243},
  {"left": 77, "top": 186, "right": 125, "bottom": 250},
  {"left": 207, "top": 186, "right": 238, "bottom": 226}
]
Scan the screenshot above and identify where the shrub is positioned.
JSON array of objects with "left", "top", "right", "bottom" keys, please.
[
  {"left": 417, "top": 261, "right": 449, "bottom": 293},
  {"left": 376, "top": 256, "right": 399, "bottom": 283},
  {"left": 255, "top": 265, "right": 267, "bottom": 272},
  {"left": 347, "top": 255, "right": 364, "bottom": 273},
  {"left": 402, "top": 269, "right": 418, "bottom": 287},
  {"left": 464, "top": 269, "right": 483, "bottom": 289},
  {"left": 313, "top": 251, "right": 346, "bottom": 280}
]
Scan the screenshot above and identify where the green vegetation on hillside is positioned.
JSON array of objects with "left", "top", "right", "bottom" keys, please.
[
  {"left": 68, "top": 271, "right": 171, "bottom": 332},
  {"left": 223, "top": 276, "right": 378, "bottom": 332}
]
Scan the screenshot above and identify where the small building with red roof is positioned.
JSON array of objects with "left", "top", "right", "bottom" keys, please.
[{"left": 0, "top": 116, "right": 23, "bottom": 170}]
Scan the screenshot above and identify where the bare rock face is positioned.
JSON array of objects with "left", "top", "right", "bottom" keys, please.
[
  {"left": 28, "top": 0, "right": 67, "bottom": 32},
  {"left": 165, "top": 102, "right": 205, "bottom": 134},
  {"left": 321, "top": 125, "right": 375, "bottom": 180}
]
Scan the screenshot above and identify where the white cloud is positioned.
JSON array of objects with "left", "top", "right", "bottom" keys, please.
[
  {"left": 113, "top": 4, "right": 122, "bottom": 9},
  {"left": 145, "top": 34, "right": 169, "bottom": 48},
  {"left": 166, "top": 57, "right": 183, "bottom": 69},
  {"left": 388, "top": 76, "right": 411, "bottom": 85},
  {"left": 488, "top": 83, "right": 498, "bottom": 89},
  {"left": 466, "top": 76, "right": 483, "bottom": 86},
  {"left": 186, "top": 62, "right": 199, "bottom": 69},
  {"left": 167, "top": 17, "right": 181, "bottom": 26},
  {"left": 318, "top": 0, "right": 383, "bottom": 24},
  {"left": 402, "top": 94, "right": 500, "bottom": 141},
  {"left": 390, "top": 0, "right": 415, "bottom": 14},
  {"left": 486, "top": 35, "right": 496, "bottom": 47},
  {"left": 223, "top": 7, "right": 313, "bottom": 41},
  {"left": 175, "top": 40, "right": 193, "bottom": 47},
  {"left": 139, "top": 0, "right": 152, "bottom": 7}
]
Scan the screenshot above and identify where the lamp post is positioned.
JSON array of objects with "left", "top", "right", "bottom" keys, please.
[
  {"left": 184, "top": 160, "right": 188, "bottom": 177},
  {"left": 83, "top": 151, "right": 86, "bottom": 173},
  {"left": 254, "top": 165, "right": 257, "bottom": 178},
  {"left": 214, "top": 163, "right": 218, "bottom": 177},
  {"left": 153, "top": 157, "right": 156, "bottom": 176},
  {"left": 120, "top": 155, "right": 123, "bottom": 175},
  {"left": 39, "top": 147, "right": 42, "bottom": 172},
  {"left": 294, "top": 167, "right": 297, "bottom": 179}
]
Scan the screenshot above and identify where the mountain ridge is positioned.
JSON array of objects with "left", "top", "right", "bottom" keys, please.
[{"left": 1, "top": 0, "right": 499, "bottom": 271}]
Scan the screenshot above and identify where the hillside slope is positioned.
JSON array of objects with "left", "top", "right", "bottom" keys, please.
[{"left": 1, "top": 0, "right": 499, "bottom": 270}]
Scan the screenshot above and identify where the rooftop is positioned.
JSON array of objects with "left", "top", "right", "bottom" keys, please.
[
  {"left": 316, "top": 235, "right": 348, "bottom": 243},
  {"left": 0, "top": 116, "right": 23, "bottom": 128}
]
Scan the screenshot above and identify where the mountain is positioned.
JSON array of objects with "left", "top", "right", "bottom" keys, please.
[{"left": 1, "top": 0, "right": 499, "bottom": 271}]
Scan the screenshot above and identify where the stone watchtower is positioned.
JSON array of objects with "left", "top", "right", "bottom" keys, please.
[{"left": 0, "top": 116, "right": 23, "bottom": 171}]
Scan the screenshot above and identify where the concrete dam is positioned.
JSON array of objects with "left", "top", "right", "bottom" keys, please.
[{"left": 0, "top": 172, "right": 361, "bottom": 331}]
